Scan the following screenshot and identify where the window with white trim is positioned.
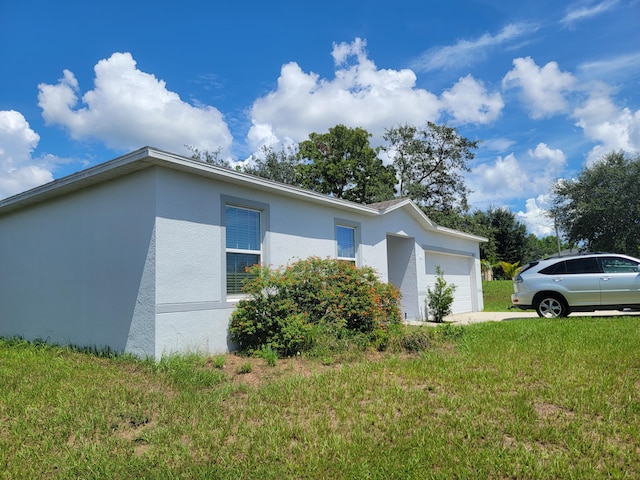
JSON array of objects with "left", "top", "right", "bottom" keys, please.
[
  {"left": 226, "top": 205, "right": 261, "bottom": 294},
  {"left": 336, "top": 225, "right": 356, "bottom": 263}
]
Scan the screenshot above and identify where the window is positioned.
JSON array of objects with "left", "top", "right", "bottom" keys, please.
[
  {"left": 599, "top": 256, "right": 640, "bottom": 273},
  {"left": 226, "top": 205, "right": 261, "bottom": 294},
  {"left": 337, "top": 225, "right": 356, "bottom": 263}
]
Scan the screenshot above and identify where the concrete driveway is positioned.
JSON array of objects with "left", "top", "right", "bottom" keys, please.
[{"left": 415, "top": 309, "right": 640, "bottom": 326}]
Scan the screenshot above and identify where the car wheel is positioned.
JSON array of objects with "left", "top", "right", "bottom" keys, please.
[{"left": 534, "top": 294, "right": 568, "bottom": 318}]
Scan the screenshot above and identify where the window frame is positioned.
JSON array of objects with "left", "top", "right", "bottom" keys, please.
[
  {"left": 335, "top": 219, "right": 361, "bottom": 265},
  {"left": 222, "top": 197, "right": 269, "bottom": 298}
]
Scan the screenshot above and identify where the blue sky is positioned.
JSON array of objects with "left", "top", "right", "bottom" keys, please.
[{"left": 1, "top": 0, "right": 638, "bottom": 236}]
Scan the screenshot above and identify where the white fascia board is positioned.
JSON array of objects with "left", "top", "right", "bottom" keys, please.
[{"left": 376, "top": 198, "right": 487, "bottom": 243}]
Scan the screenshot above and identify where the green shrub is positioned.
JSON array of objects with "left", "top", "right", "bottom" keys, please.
[
  {"left": 229, "top": 257, "right": 402, "bottom": 355},
  {"left": 426, "top": 265, "right": 457, "bottom": 323}
]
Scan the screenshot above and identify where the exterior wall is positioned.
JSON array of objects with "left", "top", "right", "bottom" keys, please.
[
  {"left": 151, "top": 169, "right": 360, "bottom": 356},
  {"left": 1, "top": 161, "right": 484, "bottom": 359},
  {"left": 0, "top": 170, "right": 157, "bottom": 357}
]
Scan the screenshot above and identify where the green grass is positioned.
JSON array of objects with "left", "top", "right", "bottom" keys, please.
[
  {"left": 483, "top": 279, "right": 515, "bottom": 311},
  {"left": 2, "top": 317, "right": 640, "bottom": 479}
]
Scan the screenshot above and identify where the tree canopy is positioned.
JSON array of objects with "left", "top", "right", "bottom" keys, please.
[
  {"left": 243, "top": 145, "right": 301, "bottom": 186},
  {"left": 383, "top": 122, "right": 477, "bottom": 219},
  {"left": 552, "top": 151, "right": 640, "bottom": 257},
  {"left": 297, "top": 124, "right": 396, "bottom": 204}
]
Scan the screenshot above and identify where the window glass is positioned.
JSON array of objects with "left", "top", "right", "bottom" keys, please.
[
  {"left": 226, "top": 206, "right": 260, "bottom": 250},
  {"left": 226, "top": 206, "right": 261, "bottom": 294},
  {"left": 565, "top": 257, "right": 600, "bottom": 274},
  {"left": 599, "top": 256, "right": 640, "bottom": 273},
  {"left": 540, "top": 261, "right": 566, "bottom": 275},
  {"left": 337, "top": 225, "right": 356, "bottom": 260}
]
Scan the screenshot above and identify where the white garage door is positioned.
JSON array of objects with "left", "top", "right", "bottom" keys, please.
[{"left": 426, "top": 253, "right": 474, "bottom": 314}]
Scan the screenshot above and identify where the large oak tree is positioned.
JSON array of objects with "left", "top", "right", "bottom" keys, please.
[
  {"left": 552, "top": 151, "right": 640, "bottom": 257},
  {"left": 297, "top": 124, "right": 396, "bottom": 204}
]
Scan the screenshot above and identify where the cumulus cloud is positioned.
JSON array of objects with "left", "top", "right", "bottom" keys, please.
[
  {"left": 468, "top": 142, "right": 566, "bottom": 207},
  {"left": 572, "top": 88, "right": 640, "bottom": 164},
  {"left": 38, "top": 52, "right": 232, "bottom": 157},
  {"left": 0, "top": 110, "right": 54, "bottom": 200},
  {"left": 527, "top": 142, "right": 566, "bottom": 169},
  {"left": 468, "top": 153, "right": 530, "bottom": 206},
  {"left": 517, "top": 194, "right": 556, "bottom": 237},
  {"left": 412, "top": 23, "right": 536, "bottom": 72},
  {"left": 440, "top": 75, "right": 504, "bottom": 124},
  {"left": 502, "top": 57, "right": 576, "bottom": 119},
  {"left": 247, "top": 38, "right": 441, "bottom": 150}
]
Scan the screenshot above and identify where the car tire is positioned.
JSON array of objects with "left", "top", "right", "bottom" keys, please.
[{"left": 534, "top": 294, "right": 568, "bottom": 318}]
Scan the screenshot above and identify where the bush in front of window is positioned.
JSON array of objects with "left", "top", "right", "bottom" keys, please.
[{"left": 229, "top": 257, "right": 402, "bottom": 355}]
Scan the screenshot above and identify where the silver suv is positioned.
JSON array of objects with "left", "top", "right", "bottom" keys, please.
[{"left": 511, "top": 253, "right": 640, "bottom": 318}]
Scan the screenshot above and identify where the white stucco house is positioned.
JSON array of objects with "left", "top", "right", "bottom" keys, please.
[{"left": 0, "top": 147, "right": 486, "bottom": 359}]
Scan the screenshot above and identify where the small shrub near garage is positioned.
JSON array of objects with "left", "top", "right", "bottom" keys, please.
[{"left": 229, "top": 257, "right": 402, "bottom": 355}]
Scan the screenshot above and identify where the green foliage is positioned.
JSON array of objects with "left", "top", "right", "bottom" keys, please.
[
  {"left": 185, "top": 145, "right": 231, "bottom": 168},
  {"left": 256, "top": 345, "right": 278, "bottom": 367},
  {"left": 243, "top": 144, "right": 301, "bottom": 185},
  {"left": 238, "top": 362, "right": 253, "bottom": 374},
  {"left": 297, "top": 124, "right": 396, "bottom": 203},
  {"left": 496, "top": 260, "right": 520, "bottom": 279},
  {"left": 211, "top": 354, "right": 226, "bottom": 369},
  {"left": 553, "top": 151, "right": 640, "bottom": 257},
  {"left": 426, "top": 265, "right": 457, "bottom": 323},
  {"left": 383, "top": 122, "right": 477, "bottom": 214},
  {"left": 229, "top": 257, "right": 402, "bottom": 355}
]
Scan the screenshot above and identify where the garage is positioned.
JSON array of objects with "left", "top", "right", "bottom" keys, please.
[{"left": 425, "top": 250, "right": 476, "bottom": 314}]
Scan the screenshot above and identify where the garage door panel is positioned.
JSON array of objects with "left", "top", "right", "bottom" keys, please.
[{"left": 426, "top": 254, "right": 473, "bottom": 314}]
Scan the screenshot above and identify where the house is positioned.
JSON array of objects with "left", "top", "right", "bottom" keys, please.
[{"left": 0, "top": 147, "right": 486, "bottom": 359}]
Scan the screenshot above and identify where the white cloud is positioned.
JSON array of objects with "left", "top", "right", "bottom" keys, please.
[
  {"left": 38, "top": 52, "right": 233, "bottom": 157},
  {"left": 468, "top": 153, "right": 530, "bottom": 205},
  {"left": 577, "top": 51, "right": 640, "bottom": 82},
  {"left": 412, "top": 23, "right": 536, "bottom": 72},
  {"left": 469, "top": 142, "right": 566, "bottom": 208},
  {"left": 561, "top": 0, "right": 619, "bottom": 25},
  {"left": 441, "top": 75, "right": 504, "bottom": 124},
  {"left": 247, "top": 38, "right": 441, "bottom": 150},
  {"left": 0, "top": 110, "right": 54, "bottom": 200},
  {"left": 527, "top": 142, "right": 566, "bottom": 169},
  {"left": 502, "top": 57, "right": 576, "bottom": 119},
  {"left": 572, "top": 88, "right": 640, "bottom": 164},
  {"left": 517, "top": 195, "right": 556, "bottom": 237}
]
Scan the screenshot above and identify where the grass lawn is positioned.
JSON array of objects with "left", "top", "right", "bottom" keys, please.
[
  {"left": 483, "top": 279, "right": 516, "bottom": 312},
  {"left": 2, "top": 317, "right": 640, "bottom": 479}
]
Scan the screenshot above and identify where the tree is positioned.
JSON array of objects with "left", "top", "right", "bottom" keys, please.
[
  {"left": 297, "top": 124, "right": 396, "bottom": 204},
  {"left": 552, "top": 151, "right": 640, "bottom": 257},
  {"left": 186, "top": 145, "right": 231, "bottom": 168},
  {"left": 243, "top": 145, "right": 301, "bottom": 185},
  {"left": 426, "top": 266, "right": 456, "bottom": 323},
  {"left": 468, "top": 207, "right": 530, "bottom": 271},
  {"left": 383, "top": 122, "right": 478, "bottom": 218}
]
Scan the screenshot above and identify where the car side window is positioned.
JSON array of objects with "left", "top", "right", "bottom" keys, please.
[
  {"left": 599, "top": 257, "right": 640, "bottom": 273},
  {"left": 540, "top": 261, "right": 566, "bottom": 275},
  {"left": 564, "top": 257, "right": 601, "bottom": 274}
]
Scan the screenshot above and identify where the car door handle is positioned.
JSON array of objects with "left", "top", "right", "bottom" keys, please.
[
  {"left": 601, "top": 276, "right": 611, "bottom": 281},
  {"left": 554, "top": 278, "right": 563, "bottom": 282}
]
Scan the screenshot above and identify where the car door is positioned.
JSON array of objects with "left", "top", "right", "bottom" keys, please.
[
  {"left": 557, "top": 257, "right": 602, "bottom": 306},
  {"left": 597, "top": 256, "right": 640, "bottom": 305}
]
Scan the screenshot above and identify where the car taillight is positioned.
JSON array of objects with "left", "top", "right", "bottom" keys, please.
[{"left": 514, "top": 274, "right": 523, "bottom": 284}]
